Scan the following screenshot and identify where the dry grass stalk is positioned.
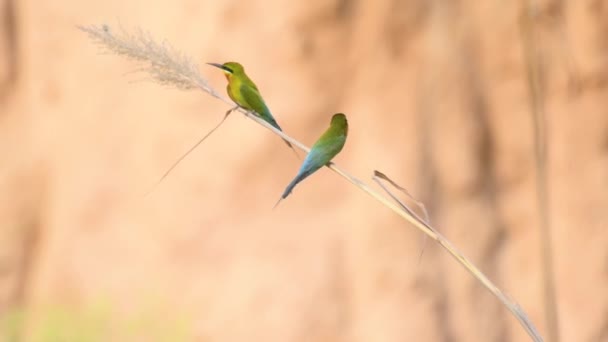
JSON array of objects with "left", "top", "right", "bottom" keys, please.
[{"left": 79, "top": 24, "right": 544, "bottom": 342}]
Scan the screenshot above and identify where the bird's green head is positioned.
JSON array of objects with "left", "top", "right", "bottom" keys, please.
[
  {"left": 331, "top": 113, "right": 348, "bottom": 135},
  {"left": 207, "top": 62, "right": 244, "bottom": 78}
]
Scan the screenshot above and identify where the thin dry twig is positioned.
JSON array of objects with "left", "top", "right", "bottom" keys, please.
[
  {"left": 372, "top": 171, "right": 431, "bottom": 226},
  {"left": 145, "top": 108, "right": 235, "bottom": 195},
  {"left": 372, "top": 171, "right": 431, "bottom": 264},
  {"left": 79, "top": 24, "right": 544, "bottom": 342},
  {"left": 520, "top": 3, "right": 560, "bottom": 341}
]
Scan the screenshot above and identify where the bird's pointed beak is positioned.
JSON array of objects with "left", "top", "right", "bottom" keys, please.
[{"left": 207, "top": 62, "right": 231, "bottom": 73}]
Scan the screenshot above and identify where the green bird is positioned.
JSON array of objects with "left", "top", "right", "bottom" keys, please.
[
  {"left": 275, "top": 113, "right": 348, "bottom": 207},
  {"left": 207, "top": 61, "right": 296, "bottom": 152},
  {"left": 147, "top": 61, "right": 297, "bottom": 194}
]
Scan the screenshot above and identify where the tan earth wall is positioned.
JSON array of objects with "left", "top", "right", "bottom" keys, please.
[{"left": 0, "top": 0, "right": 606, "bottom": 341}]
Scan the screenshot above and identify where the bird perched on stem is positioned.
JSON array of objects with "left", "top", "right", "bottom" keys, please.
[
  {"left": 207, "top": 61, "right": 298, "bottom": 156},
  {"left": 274, "top": 113, "right": 348, "bottom": 208},
  {"left": 148, "top": 61, "right": 298, "bottom": 193}
]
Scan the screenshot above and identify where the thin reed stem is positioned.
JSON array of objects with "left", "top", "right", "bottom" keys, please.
[
  {"left": 79, "top": 24, "right": 544, "bottom": 342},
  {"left": 520, "top": 3, "right": 560, "bottom": 341}
]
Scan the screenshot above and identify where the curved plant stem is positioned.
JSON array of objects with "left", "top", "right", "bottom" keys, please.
[{"left": 79, "top": 24, "right": 545, "bottom": 342}]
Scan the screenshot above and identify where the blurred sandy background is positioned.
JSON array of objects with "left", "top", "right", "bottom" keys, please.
[{"left": 0, "top": 0, "right": 606, "bottom": 341}]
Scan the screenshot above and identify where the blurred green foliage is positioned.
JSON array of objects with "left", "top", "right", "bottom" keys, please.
[{"left": 0, "top": 301, "right": 192, "bottom": 341}]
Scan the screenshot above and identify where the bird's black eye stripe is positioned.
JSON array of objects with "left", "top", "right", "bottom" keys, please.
[{"left": 223, "top": 66, "right": 233, "bottom": 73}]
